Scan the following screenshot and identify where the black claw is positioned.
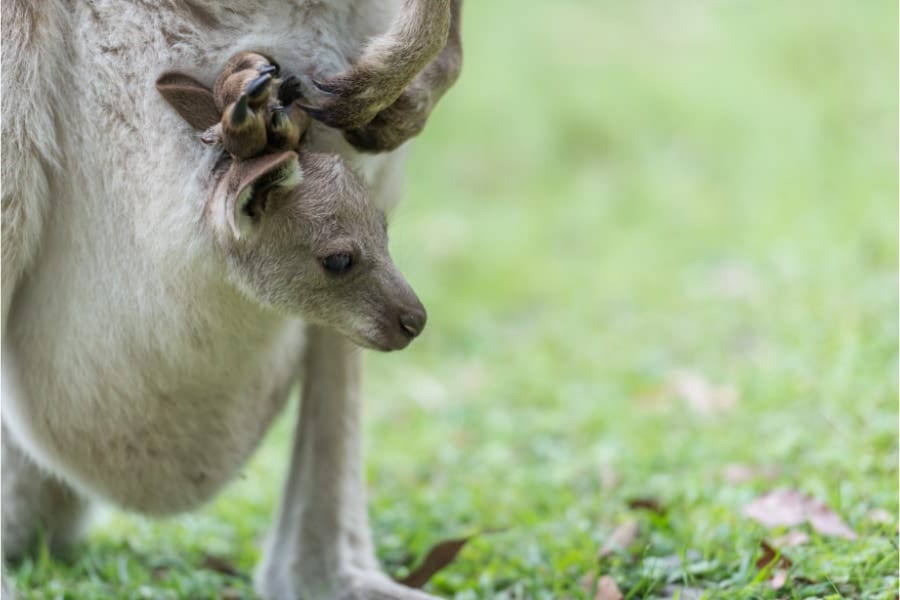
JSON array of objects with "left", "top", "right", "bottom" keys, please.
[
  {"left": 232, "top": 94, "right": 249, "bottom": 125},
  {"left": 246, "top": 73, "right": 272, "bottom": 99},
  {"left": 278, "top": 75, "right": 303, "bottom": 106},
  {"left": 299, "top": 104, "right": 338, "bottom": 126},
  {"left": 312, "top": 78, "right": 341, "bottom": 95},
  {"left": 297, "top": 103, "right": 323, "bottom": 116}
]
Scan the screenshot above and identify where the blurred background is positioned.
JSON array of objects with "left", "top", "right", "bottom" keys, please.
[{"left": 15, "top": 0, "right": 897, "bottom": 598}]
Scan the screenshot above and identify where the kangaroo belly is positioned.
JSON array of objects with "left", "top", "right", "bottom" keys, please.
[{"left": 4, "top": 285, "right": 307, "bottom": 513}]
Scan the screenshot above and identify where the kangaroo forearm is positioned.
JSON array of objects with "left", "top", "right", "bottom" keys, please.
[
  {"left": 415, "top": 0, "right": 462, "bottom": 106},
  {"left": 364, "top": 0, "right": 452, "bottom": 87},
  {"left": 303, "top": 0, "right": 453, "bottom": 130}
]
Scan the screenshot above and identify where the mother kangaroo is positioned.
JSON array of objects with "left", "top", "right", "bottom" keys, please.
[{"left": 1, "top": 1, "right": 462, "bottom": 598}]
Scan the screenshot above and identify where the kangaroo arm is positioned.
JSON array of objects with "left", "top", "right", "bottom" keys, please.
[
  {"left": 301, "top": 0, "right": 453, "bottom": 131},
  {"left": 344, "top": 0, "right": 463, "bottom": 153}
]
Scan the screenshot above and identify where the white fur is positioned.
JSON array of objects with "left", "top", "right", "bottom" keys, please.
[{"left": 1, "top": 1, "right": 441, "bottom": 598}]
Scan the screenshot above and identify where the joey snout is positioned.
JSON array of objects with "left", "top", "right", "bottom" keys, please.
[
  {"left": 399, "top": 308, "right": 426, "bottom": 339},
  {"left": 354, "top": 264, "right": 427, "bottom": 352},
  {"left": 386, "top": 283, "right": 427, "bottom": 348}
]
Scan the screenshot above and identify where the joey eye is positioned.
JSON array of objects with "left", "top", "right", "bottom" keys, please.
[{"left": 322, "top": 253, "right": 353, "bottom": 274}]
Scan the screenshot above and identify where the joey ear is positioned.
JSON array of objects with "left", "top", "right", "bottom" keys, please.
[
  {"left": 219, "top": 151, "right": 302, "bottom": 239},
  {"left": 156, "top": 71, "right": 220, "bottom": 131}
]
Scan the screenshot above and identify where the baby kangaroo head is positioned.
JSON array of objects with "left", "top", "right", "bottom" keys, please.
[{"left": 210, "top": 151, "right": 426, "bottom": 351}]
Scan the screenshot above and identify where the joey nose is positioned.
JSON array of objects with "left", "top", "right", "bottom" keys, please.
[{"left": 399, "top": 309, "right": 426, "bottom": 339}]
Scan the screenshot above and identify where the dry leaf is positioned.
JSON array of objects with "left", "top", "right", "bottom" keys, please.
[
  {"left": 769, "top": 569, "right": 789, "bottom": 590},
  {"left": 668, "top": 370, "right": 739, "bottom": 415},
  {"left": 756, "top": 540, "right": 792, "bottom": 570},
  {"left": 399, "top": 536, "right": 471, "bottom": 588},
  {"left": 807, "top": 502, "right": 858, "bottom": 540},
  {"left": 598, "top": 520, "right": 639, "bottom": 558},
  {"left": 627, "top": 497, "right": 666, "bottom": 516},
  {"left": 595, "top": 575, "right": 623, "bottom": 600},
  {"left": 772, "top": 530, "right": 810, "bottom": 548},
  {"left": 201, "top": 555, "right": 241, "bottom": 577},
  {"left": 744, "top": 489, "right": 807, "bottom": 527},
  {"left": 744, "top": 489, "right": 857, "bottom": 540}
]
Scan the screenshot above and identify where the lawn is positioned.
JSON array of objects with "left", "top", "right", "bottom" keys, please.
[{"left": 9, "top": 0, "right": 898, "bottom": 598}]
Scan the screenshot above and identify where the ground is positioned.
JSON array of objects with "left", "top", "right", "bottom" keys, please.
[{"left": 8, "top": 0, "right": 898, "bottom": 598}]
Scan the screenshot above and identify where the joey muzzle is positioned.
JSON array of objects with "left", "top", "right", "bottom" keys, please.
[
  {"left": 382, "top": 298, "right": 426, "bottom": 350},
  {"left": 399, "top": 308, "right": 426, "bottom": 339},
  {"left": 369, "top": 271, "right": 427, "bottom": 351},
  {"left": 388, "top": 265, "right": 427, "bottom": 347}
]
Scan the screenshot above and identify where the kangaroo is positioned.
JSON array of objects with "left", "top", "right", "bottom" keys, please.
[{"left": 1, "top": 1, "right": 462, "bottom": 598}]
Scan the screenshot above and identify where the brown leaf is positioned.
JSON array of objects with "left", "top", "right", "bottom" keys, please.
[
  {"left": 595, "top": 575, "right": 623, "bottom": 600},
  {"left": 744, "top": 489, "right": 857, "bottom": 540},
  {"left": 627, "top": 497, "right": 666, "bottom": 516},
  {"left": 744, "top": 489, "right": 807, "bottom": 527},
  {"left": 756, "top": 540, "right": 792, "bottom": 570},
  {"left": 807, "top": 502, "right": 858, "bottom": 540},
  {"left": 201, "top": 555, "right": 241, "bottom": 577},
  {"left": 398, "top": 536, "right": 472, "bottom": 588},
  {"left": 598, "top": 520, "right": 639, "bottom": 559},
  {"left": 667, "top": 370, "right": 739, "bottom": 415}
]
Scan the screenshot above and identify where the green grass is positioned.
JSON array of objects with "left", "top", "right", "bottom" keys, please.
[{"left": 9, "top": 0, "right": 898, "bottom": 598}]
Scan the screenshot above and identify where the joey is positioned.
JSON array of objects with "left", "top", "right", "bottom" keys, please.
[{"left": 157, "top": 62, "right": 426, "bottom": 352}]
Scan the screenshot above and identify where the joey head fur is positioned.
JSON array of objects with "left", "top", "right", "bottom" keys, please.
[{"left": 213, "top": 151, "right": 426, "bottom": 352}]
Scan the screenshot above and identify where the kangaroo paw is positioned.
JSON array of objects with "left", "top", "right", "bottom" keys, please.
[
  {"left": 214, "top": 51, "right": 278, "bottom": 111},
  {"left": 221, "top": 93, "right": 268, "bottom": 159},
  {"left": 343, "top": 84, "right": 432, "bottom": 153},
  {"left": 267, "top": 103, "right": 310, "bottom": 152}
]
